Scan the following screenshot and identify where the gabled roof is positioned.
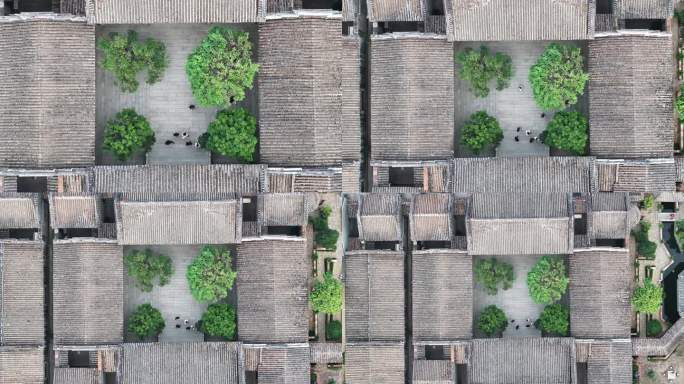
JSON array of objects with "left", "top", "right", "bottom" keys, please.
[
  {"left": 236, "top": 238, "right": 308, "bottom": 343},
  {"left": 49, "top": 194, "right": 101, "bottom": 229},
  {"left": 590, "top": 192, "right": 637, "bottom": 240},
  {"left": 258, "top": 193, "right": 317, "bottom": 227},
  {"left": 469, "top": 338, "right": 576, "bottom": 384},
  {"left": 588, "top": 32, "right": 673, "bottom": 159},
  {"left": 258, "top": 17, "right": 361, "bottom": 167},
  {"left": 0, "top": 15, "right": 95, "bottom": 168},
  {"left": 613, "top": 0, "right": 674, "bottom": 19},
  {"left": 586, "top": 340, "right": 633, "bottom": 384},
  {"left": 53, "top": 368, "right": 100, "bottom": 384},
  {"left": 370, "top": 34, "right": 454, "bottom": 161},
  {"left": 367, "top": 0, "right": 424, "bottom": 22},
  {"left": 345, "top": 250, "right": 405, "bottom": 342},
  {"left": 0, "top": 193, "right": 41, "bottom": 229},
  {"left": 409, "top": 193, "right": 453, "bottom": 242},
  {"left": 86, "top": 0, "right": 264, "bottom": 24},
  {"left": 115, "top": 196, "right": 241, "bottom": 245},
  {"left": 453, "top": 157, "right": 595, "bottom": 194},
  {"left": 0, "top": 346, "right": 44, "bottom": 384},
  {"left": 446, "top": 0, "right": 593, "bottom": 41},
  {"left": 412, "top": 249, "right": 472, "bottom": 341},
  {"left": 52, "top": 239, "right": 123, "bottom": 345},
  {"left": 596, "top": 159, "right": 676, "bottom": 192},
  {"left": 413, "top": 360, "right": 455, "bottom": 384},
  {"left": 120, "top": 342, "right": 240, "bottom": 384},
  {"left": 345, "top": 343, "right": 405, "bottom": 384},
  {"left": 357, "top": 193, "right": 403, "bottom": 242},
  {"left": 253, "top": 345, "right": 311, "bottom": 384},
  {"left": 309, "top": 342, "right": 343, "bottom": 364},
  {"left": 569, "top": 248, "right": 632, "bottom": 339},
  {"left": 0, "top": 240, "right": 44, "bottom": 346}
]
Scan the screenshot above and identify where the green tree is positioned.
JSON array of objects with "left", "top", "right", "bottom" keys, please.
[
  {"left": 455, "top": 46, "right": 513, "bottom": 98},
  {"left": 641, "top": 194, "right": 655, "bottom": 210},
  {"left": 124, "top": 249, "right": 174, "bottom": 292},
  {"left": 103, "top": 108, "right": 156, "bottom": 161},
  {"left": 633, "top": 221, "right": 657, "bottom": 260},
  {"left": 326, "top": 320, "right": 342, "bottom": 341},
  {"left": 200, "top": 108, "right": 257, "bottom": 162},
  {"left": 477, "top": 305, "right": 508, "bottom": 337},
  {"left": 186, "top": 27, "right": 259, "bottom": 107},
  {"left": 676, "top": 85, "right": 684, "bottom": 121},
  {"left": 461, "top": 111, "right": 503, "bottom": 154},
  {"left": 474, "top": 258, "right": 515, "bottom": 295},
  {"left": 199, "top": 303, "right": 236, "bottom": 340},
  {"left": 646, "top": 319, "right": 663, "bottom": 337},
  {"left": 632, "top": 279, "right": 664, "bottom": 314},
  {"left": 128, "top": 303, "right": 165, "bottom": 339},
  {"left": 537, "top": 304, "right": 569, "bottom": 336},
  {"left": 186, "top": 246, "right": 237, "bottom": 303},
  {"left": 527, "top": 255, "right": 569, "bottom": 305},
  {"left": 97, "top": 30, "right": 167, "bottom": 93},
  {"left": 542, "top": 111, "right": 588, "bottom": 155},
  {"left": 529, "top": 43, "right": 588, "bottom": 110},
  {"left": 310, "top": 272, "right": 343, "bottom": 314},
  {"left": 309, "top": 205, "right": 339, "bottom": 251}
]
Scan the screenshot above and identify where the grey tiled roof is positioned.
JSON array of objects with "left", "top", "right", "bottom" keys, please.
[
  {"left": 412, "top": 249, "right": 472, "bottom": 341},
  {"left": 0, "top": 240, "right": 44, "bottom": 346},
  {"left": 52, "top": 239, "right": 123, "bottom": 345},
  {"left": 613, "top": 0, "right": 673, "bottom": 19},
  {"left": 0, "top": 16, "right": 95, "bottom": 168},
  {"left": 413, "top": 360, "right": 455, "bottom": 384},
  {"left": 49, "top": 194, "right": 101, "bottom": 229},
  {"left": 345, "top": 250, "right": 405, "bottom": 342},
  {"left": 258, "top": 193, "right": 318, "bottom": 227},
  {"left": 86, "top": 0, "right": 264, "bottom": 24},
  {"left": 370, "top": 34, "right": 454, "bottom": 161},
  {"left": 589, "top": 193, "right": 637, "bottom": 240},
  {"left": 596, "top": 159, "right": 676, "bottom": 192},
  {"left": 410, "top": 193, "right": 453, "bottom": 242},
  {"left": 345, "top": 343, "right": 405, "bottom": 384},
  {"left": 586, "top": 340, "right": 633, "bottom": 384},
  {"left": 236, "top": 238, "right": 308, "bottom": 343},
  {"left": 357, "top": 193, "right": 403, "bottom": 242},
  {"left": 53, "top": 368, "right": 100, "bottom": 384},
  {"left": 588, "top": 33, "right": 673, "bottom": 159},
  {"left": 569, "top": 248, "right": 632, "bottom": 339},
  {"left": 0, "top": 346, "right": 45, "bottom": 384},
  {"left": 120, "top": 342, "right": 240, "bottom": 384},
  {"left": 255, "top": 345, "right": 310, "bottom": 384},
  {"left": 0, "top": 193, "right": 41, "bottom": 229},
  {"left": 367, "top": 0, "right": 425, "bottom": 22}
]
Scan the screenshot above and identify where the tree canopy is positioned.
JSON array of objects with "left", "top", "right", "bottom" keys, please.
[
  {"left": 97, "top": 30, "right": 167, "bottom": 93},
  {"left": 529, "top": 43, "right": 588, "bottom": 110},
  {"left": 128, "top": 303, "right": 165, "bottom": 339},
  {"left": 646, "top": 319, "right": 663, "bottom": 337},
  {"left": 186, "top": 246, "right": 237, "bottom": 303},
  {"left": 186, "top": 27, "right": 259, "bottom": 107},
  {"left": 461, "top": 111, "right": 503, "bottom": 154},
  {"left": 103, "top": 108, "right": 156, "bottom": 161},
  {"left": 326, "top": 320, "right": 342, "bottom": 341},
  {"left": 632, "top": 279, "right": 664, "bottom": 314},
  {"left": 537, "top": 304, "right": 569, "bottom": 336},
  {"left": 527, "top": 255, "right": 569, "bottom": 305},
  {"left": 199, "top": 303, "right": 236, "bottom": 340},
  {"left": 542, "top": 111, "right": 588, "bottom": 155},
  {"left": 477, "top": 305, "right": 508, "bottom": 337},
  {"left": 310, "top": 272, "right": 343, "bottom": 314},
  {"left": 676, "top": 85, "right": 684, "bottom": 121},
  {"left": 633, "top": 220, "right": 657, "bottom": 260},
  {"left": 309, "top": 205, "right": 339, "bottom": 251},
  {"left": 124, "top": 249, "right": 173, "bottom": 292},
  {"left": 455, "top": 46, "right": 513, "bottom": 98},
  {"left": 200, "top": 108, "right": 257, "bottom": 162},
  {"left": 474, "top": 258, "right": 515, "bottom": 295}
]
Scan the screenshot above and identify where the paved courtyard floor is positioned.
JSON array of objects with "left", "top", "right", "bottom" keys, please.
[
  {"left": 96, "top": 23, "right": 259, "bottom": 165},
  {"left": 454, "top": 41, "right": 585, "bottom": 157},
  {"left": 473, "top": 254, "right": 545, "bottom": 338}
]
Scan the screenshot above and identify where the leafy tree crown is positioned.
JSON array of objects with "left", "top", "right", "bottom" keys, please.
[
  {"left": 529, "top": 43, "right": 588, "bottom": 110},
  {"left": 310, "top": 272, "right": 344, "bottom": 314},
  {"left": 477, "top": 305, "right": 508, "bottom": 337},
  {"left": 124, "top": 249, "right": 174, "bottom": 292},
  {"left": 461, "top": 111, "right": 503, "bottom": 154},
  {"left": 455, "top": 46, "right": 513, "bottom": 98},
  {"left": 537, "top": 304, "right": 569, "bottom": 336},
  {"left": 542, "top": 111, "right": 588, "bottom": 155},
  {"left": 186, "top": 27, "right": 259, "bottom": 107},
  {"left": 200, "top": 303, "right": 237, "bottom": 339},
  {"left": 474, "top": 258, "right": 515, "bottom": 295},
  {"left": 103, "top": 108, "right": 155, "bottom": 161},
  {"left": 203, "top": 108, "right": 258, "bottom": 162},
  {"left": 527, "top": 255, "right": 569, "bottom": 305},
  {"left": 646, "top": 319, "right": 663, "bottom": 337},
  {"left": 186, "top": 246, "right": 237, "bottom": 303},
  {"left": 309, "top": 205, "right": 339, "bottom": 251},
  {"left": 632, "top": 278, "right": 664, "bottom": 314},
  {"left": 128, "top": 303, "right": 165, "bottom": 339},
  {"left": 326, "top": 320, "right": 342, "bottom": 341}
]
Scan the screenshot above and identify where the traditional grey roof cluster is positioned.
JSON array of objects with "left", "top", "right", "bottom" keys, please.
[
  {"left": 357, "top": 193, "right": 403, "bottom": 241},
  {"left": 0, "top": 346, "right": 45, "bottom": 384},
  {"left": 409, "top": 193, "right": 453, "bottom": 241},
  {"left": 48, "top": 194, "right": 102, "bottom": 229},
  {"left": 345, "top": 343, "right": 405, "bottom": 383},
  {"left": 367, "top": 0, "right": 423, "bottom": 21},
  {"left": 596, "top": 158, "right": 677, "bottom": 192},
  {"left": 613, "top": 0, "right": 674, "bottom": 19}
]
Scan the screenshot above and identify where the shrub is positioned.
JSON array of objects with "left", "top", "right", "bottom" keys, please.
[
  {"left": 98, "top": 30, "right": 167, "bottom": 93},
  {"left": 455, "top": 46, "right": 513, "bottom": 98},
  {"left": 128, "top": 303, "right": 165, "bottom": 339},
  {"left": 632, "top": 279, "right": 664, "bottom": 314},
  {"left": 326, "top": 320, "right": 342, "bottom": 341},
  {"left": 641, "top": 194, "right": 655, "bottom": 210},
  {"left": 529, "top": 43, "right": 588, "bottom": 110},
  {"left": 186, "top": 27, "right": 259, "bottom": 107},
  {"left": 647, "top": 369, "right": 657, "bottom": 380},
  {"left": 124, "top": 249, "right": 173, "bottom": 292},
  {"left": 309, "top": 205, "right": 339, "bottom": 251},
  {"left": 310, "top": 272, "right": 343, "bottom": 314},
  {"left": 537, "top": 304, "right": 570, "bottom": 336},
  {"left": 474, "top": 258, "right": 515, "bottom": 295},
  {"left": 103, "top": 108, "right": 155, "bottom": 161},
  {"left": 633, "top": 221, "right": 657, "bottom": 260},
  {"left": 527, "top": 255, "right": 569, "bottom": 305},
  {"left": 200, "top": 108, "right": 257, "bottom": 162},
  {"left": 542, "top": 111, "right": 588, "bottom": 155},
  {"left": 461, "top": 111, "right": 503, "bottom": 154},
  {"left": 676, "top": 86, "right": 684, "bottom": 121},
  {"left": 186, "top": 246, "right": 237, "bottom": 303},
  {"left": 646, "top": 319, "right": 663, "bottom": 337},
  {"left": 478, "top": 305, "right": 508, "bottom": 337},
  {"left": 199, "top": 303, "right": 236, "bottom": 340}
]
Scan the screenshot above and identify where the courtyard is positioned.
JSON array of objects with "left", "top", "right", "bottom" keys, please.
[
  {"left": 96, "top": 23, "right": 259, "bottom": 165},
  {"left": 454, "top": 41, "right": 588, "bottom": 157}
]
